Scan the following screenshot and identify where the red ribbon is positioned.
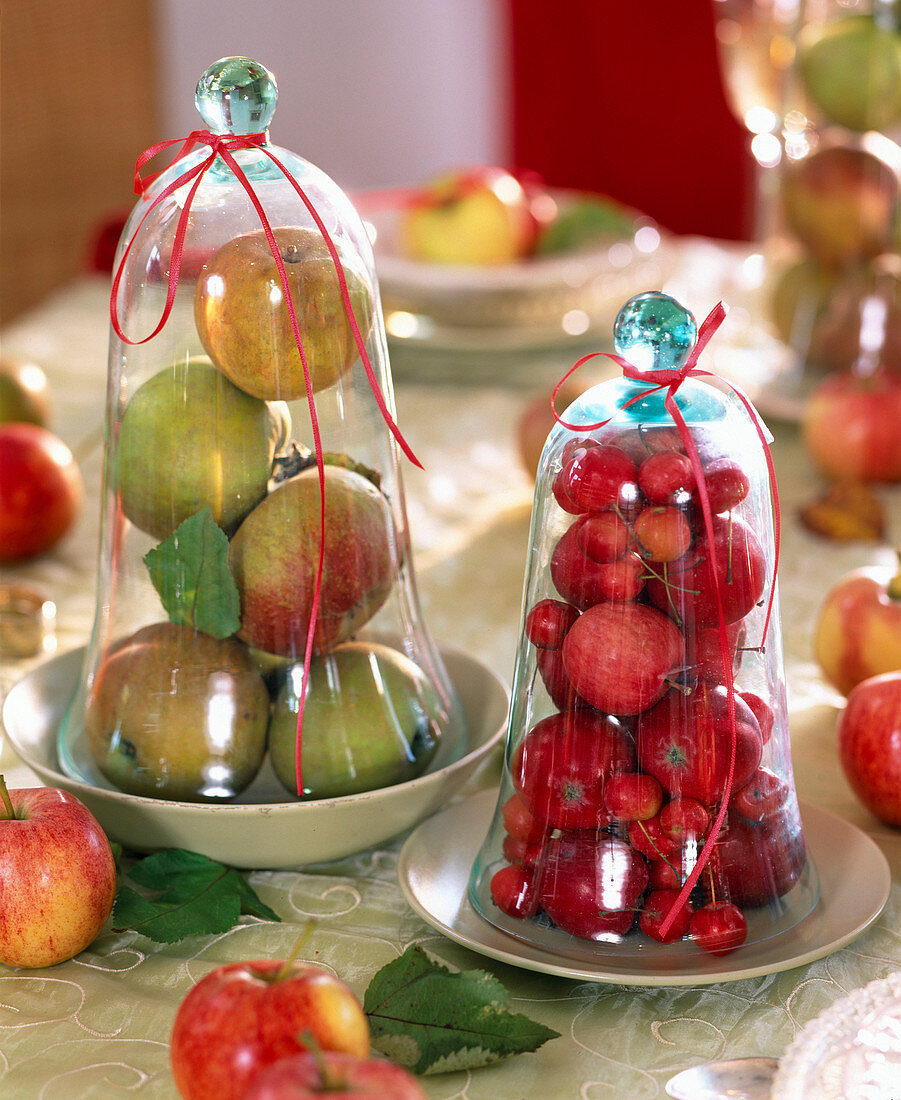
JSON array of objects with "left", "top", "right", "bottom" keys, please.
[
  {"left": 110, "top": 128, "right": 422, "bottom": 799},
  {"left": 552, "top": 301, "right": 781, "bottom": 937}
]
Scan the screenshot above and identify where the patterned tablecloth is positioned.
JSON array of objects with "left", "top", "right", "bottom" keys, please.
[{"left": 1, "top": 257, "right": 899, "bottom": 1099}]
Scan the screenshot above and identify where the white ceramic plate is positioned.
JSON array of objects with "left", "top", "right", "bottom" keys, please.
[
  {"left": 773, "top": 971, "right": 901, "bottom": 1099},
  {"left": 363, "top": 189, "right": 675, "bottom": 354},
  {"left": 398, "top": 788, "right": 890, "bottom": 987},
  {"left": 1, "top": 646, "right": 508, "bottom": 869}
]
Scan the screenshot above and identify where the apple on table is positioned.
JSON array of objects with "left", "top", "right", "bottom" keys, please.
[
  {"left": 837, "top": 670, "right": 901, "bottom": 827},
  {"left": 0, "top": 355, "right": 51, "bottom": 426},
  {"left": 244, "top": 1050, "right": 428, "bottom": 1099},
  {"left": 0, "top": 775, "right": 117, "bottom": 969}
]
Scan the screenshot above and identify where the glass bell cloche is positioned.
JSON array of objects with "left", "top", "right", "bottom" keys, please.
[
  {"left": 58, "top": 57, "right": 466, "bottom": 803},
  {"left": 469, "top": 292, "right": 818, "bottom": 962}
]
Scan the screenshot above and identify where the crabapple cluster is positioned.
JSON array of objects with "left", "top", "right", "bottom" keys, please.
[{"left": 489, "top": 429, "right": 806, "bottom": 955}]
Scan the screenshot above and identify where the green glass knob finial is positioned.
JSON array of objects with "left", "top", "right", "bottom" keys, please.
[
  {"left": 195, "top": 57, "right": 278, "bottom": 135},
  {"left": 613, "top": 292, "right": 697, "bottom": 373}
]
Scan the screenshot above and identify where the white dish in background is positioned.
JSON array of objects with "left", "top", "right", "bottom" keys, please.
[
  {"left": 398, "top": 788, "right": 890, "bottom": 987},
  {"left": 363, "top": 189, "right": 675, "bottom": 355},
  {"left": 1, "top": 645, "right": 508, "bottom": 869},
  {"left": 773, "top": 971, "right": 901, "bottom": 1099}
]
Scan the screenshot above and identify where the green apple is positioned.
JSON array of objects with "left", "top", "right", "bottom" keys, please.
[
  {"left": 194, "top": 225, "right": 373, "bottom": 401},
  {"left": 781, "top": 141, "right": 900, "bottom": 268},
  {"left": 768, "top": 257, "right": 837, "bottom": 350},
  {"left": 84, "top": 622, "right": 271, "bottom": 801},
  {"left": 268, "top": 641, "right": 441, "bottom": 798},
  {"left": 798, "top": 15, "right": 901, "bottom": 132},
  {"left": 0, "top": 355, "right": 50, "bottom": 425},
  {"left": 116, "top": 356, "right": 290, "bottom": 540},
  {"left": 228, "top": 464, "right": 397, "bottom": 657},
  {"left": 401, "top": 167, "right": 536, "bottom": 265}
]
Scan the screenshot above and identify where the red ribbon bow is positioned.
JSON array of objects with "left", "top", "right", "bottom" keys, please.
[
  {"left": 110, "top": 128, "right": 421, "bottom": 798},
  {"left": 552, "top": 302, "right": 781, "bottom": 937}
]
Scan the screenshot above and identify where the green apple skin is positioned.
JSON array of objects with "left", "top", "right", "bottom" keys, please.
[
  {"left": 116, "top": 357, "right": 290, "bottom": 540},
  {"left": 268, "top": 642, "right": 441, "bottom": 798},
  {"left": 0, "top": 356, "right": 51, "bottom": 425},
  {"left": 781, "top": 143, "right": 900, "bottom": 268},
  {"left": 769, "top": 257, "right": 837, "bottom": 351},
  {"left": 228, "top": 464, "right": 397, "bottom": 657},
  {"left": 799, "top": 15, "right": 901, "bottom": 133},
  {"left": 401, "top": 167, "right": 534, "bottom": 265},
  {"left": 194, "top": 226, "right": 373, "bottom": 401},
  {"left": 85, "top": 622, "right": 271, "bottom": 802}
]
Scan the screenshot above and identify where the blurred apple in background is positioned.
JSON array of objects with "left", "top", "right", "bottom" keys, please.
[
  {"left": 837, "top": 671, "right": 901, "bottom": 826},
  {"left": 798, "top": 14, "right": 901, "bottom": 133},
  {"left": 0, "top": 422, "right": 83, "bottom": 562},
  {"left": 814, "top": 555, "right": 901, "bottom": 696},
  {"left": 0, "top": 356, "right": 51, "bottom": 426},
  {"left": 0, "top": 776, "right": 116, "bottom": 968},
  {"left": 517, "top": 377, "right": 596, "bottom": 479},
  {"left": 401, "top": 166, "right": 538, "bottom": 265},
  {"left": 245, "top": 1051, "right": 429, "bottom": 1099},
  {"left": 802, "top": 367, "right": 901, "bottom": 482},
  {"left": 780, "top": 140, "right": 900, "bottom": 269}
]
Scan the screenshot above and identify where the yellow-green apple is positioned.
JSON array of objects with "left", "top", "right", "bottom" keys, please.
[
  {"left": 116, "top": 357, "right": 290, "bottom": 540},
  {"left": 228, "top": 465, "right": 397, "bottom": 657},
  {"left": 169, "top": 957, "right": 370, "bottom": 1100},
  {"left": 802, "top": 367, "right": 901, "bottom": 481},
  {"left": 814, "top": 555, "right": 901, "bottom": 695},
  {"left": 0, "top": 422, "right": 83, "bottom": 562},
  {"left": 0, "top": 775, "right": 116, "bottom": 968},
  {"left": 84, "top": 622, "right": 270, "bottom": 801},
  {"left": 780, "top": 141, "right": 900, "bottom": 268},
  {"left": 0, "top": 355, "right": 50, "bottom": 425},
  {"left": 268, "top": 641, "right": 441, "bottom": 798},
  {"left": 194, "top": 226, "right": 373, "bottom": 401},
  {"left": 837, "top": 670, "right": 901, "bottom": 826},
  {"left": 245, "top": 1050, "right": 428, "bottom": 1099},
  {"left": 768, "top": 257, "right": 836, "bottom": 353},
  {"left": 400, "top": 167, "right": 537, "bottom": 265},
  {"left": 798, "top": 14, "right": 901, "bottom": 132}
]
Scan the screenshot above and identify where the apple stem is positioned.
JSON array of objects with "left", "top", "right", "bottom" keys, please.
[
  {"left": 273, "top": 921, "right": 316, "bottom": 983},
  {"left": 0, "top": 774, "right": 17, "bottom": 821}
]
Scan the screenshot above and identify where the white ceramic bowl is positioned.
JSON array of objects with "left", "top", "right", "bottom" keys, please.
[{"left": 1, "top": 645, "right": 508, "bottom": 868}]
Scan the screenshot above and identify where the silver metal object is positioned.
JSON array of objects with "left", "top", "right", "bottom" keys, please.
[{"left": 665, "top": 1056, "right": 779, "bottom": 1099}]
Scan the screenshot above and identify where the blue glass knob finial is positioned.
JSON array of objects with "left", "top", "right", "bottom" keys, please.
[
  {"left": 613, "top": 292, "right": 697, "bottom": 373},
  {"left": 195, "top": 57, "right": 278, "bottom": 135}
]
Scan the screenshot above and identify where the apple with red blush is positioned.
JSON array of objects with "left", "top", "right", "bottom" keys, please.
[
  {"left": 0, "top": 422, "right": 83, "bottom": 562},
  {"left": 732, "top": 766, "right": 790, "bottom": 822},
  {"left": 739, "top": 691, "right": 775, "bottom": 744},
  {"left": 535, "top": 645, "right": 580, "bottom": 709},
  {"left": 707, "top": 808, "right": 807, "bottom": 906},
  {"left": 577, "top": 510, "right": 633, "bottom": 562},
  {"left": 525, "top": 598, "right": 579, "bottom": 649},
  {"left": 814, "top": 556, "right": 901, "bottom": 695},
  {"left": 489, "top": 863, "right": 541, "bottom": 919},
  {"left": 557, "top": 443, "right": 638, "bottom": 513},
  {"left": 638, "top": 450, "right": 695, "bottom": 503},
  {"left": 562, "top": 601, "right": 684, "bottom": 715},
  {"left": 539, "top": 832, "right": 646, "bottom": 940},
  {"left": 170, "top": 954, "right": 371, "bottom": 1100},
  {"left": 604, "top": 772, "right": 663, "bottom": 821},
  {"left": 802, "top": 368, "right": 901, "bottom": 482},
  {"left": 512, "top": 709, "right": 635, "bottom": 829},
  {"left": 836, "top": 670, "right": 901, "bottom": 826},
  {"left": 245, "top": 1050, "right": 429, "bottom": 1100},
  {"left": 500, "top": 792, "right": 547, "bottom": 843},
  {"left": 659, "top": 796, "right": 710, "bottom": 845},
  {"left": 627, "top": 814, "right": 680, "bottom": 862},
  {"left": 690, "top": 901, "right": 748, "bottom": 956},
  {"left": 633, "top": 504, "right": 692, "bottom": 562},
  {"left": 699, "top": 459, "right": 750, "bottom": 514},
  {"left": 0, "top": 775, "right": 117, "bottom": 969},
  {"left": 639, "top": 888, "right": 693, "bottom": 944},
  {"left": 635, "top": 683, "right": 763, "bottom": 803}
]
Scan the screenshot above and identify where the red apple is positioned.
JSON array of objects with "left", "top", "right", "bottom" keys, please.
[
  {"left": 0, "top": 422, "right": 83, "bottom": 562},
  {"left": 639, "top": 888, "right": 693, "bottom": 944},
  {"left": 562, "top": 601, "right": 684, "bottom": 715},
  {"left": 814, "top": 556, "right": 901, "bottom": 694},
  {"left": 517, "top": 378, "right": 592, "bottom": 479},
  {"left": 604, "top": 772, "right": 664, "bottom": 821},
  {"left": 837, "top": 670, "right": 901, "bottom": 826},
  {"left": 707, "top": 808, "right": 807, "bottom": 906},
  {"left": 689, "top": 901, "right": 748, "bottom": 956},
  {"left": 170, "top": 958, "right": 371, "bottom": 1100},
  {"left": 635, "top": 683, "right": 763, "bottom": 804},
  {"left": 245, "top": 1050, "right": 429, "bottom": 1099},
  {"left": 525, "top": 598, "right": 579, "bottom": 649},
  {"left": 0, "top": 776, "right": 116, "bottom": 968},
  {"left": 489, "top": 863, "right": 541, "bottom": 918},
  {"left": 557, "top": 444, "right": 638, "bottom": 513},
  {"left": 535, "top": 645, "right": 580, "bottom": 709},
  {"left": 802, "top": 368, "right": 901, "bottom": 482}
]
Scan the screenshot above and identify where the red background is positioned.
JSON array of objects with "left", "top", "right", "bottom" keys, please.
[{"left": 503, "top": 0, "right": 755, "bottom": 241}]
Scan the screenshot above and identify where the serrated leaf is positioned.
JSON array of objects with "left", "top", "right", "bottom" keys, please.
[
  {"left": 143, "top": 508, "right": 241, "bottom": 637},
  {"left": 364, "top": 946, "right": 559, "bottom": 1075},
  {"left": 112, "top": 848, "right": 280, "bottom": 943}
]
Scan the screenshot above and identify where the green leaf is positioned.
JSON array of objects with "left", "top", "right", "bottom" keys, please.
[
  {"left": 112, "top": 848, "right": 281, "bottom": 943},
  {"left": 363, "top": 946, "right": 559, "bottom": 1075},
  {"left": 143, "top": 507, "right": 241, "bottom": 638}
]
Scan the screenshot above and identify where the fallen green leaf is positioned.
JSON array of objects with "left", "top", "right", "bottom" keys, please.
[
  {"left": 143, "top": 507, "right": 241, "bottom": 638},
  {"left": 112, "top": 848, "right": 280, "bottom": 943},
  {"left": 364, "top": 945, "right": 559, "bottom": 1075}
]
